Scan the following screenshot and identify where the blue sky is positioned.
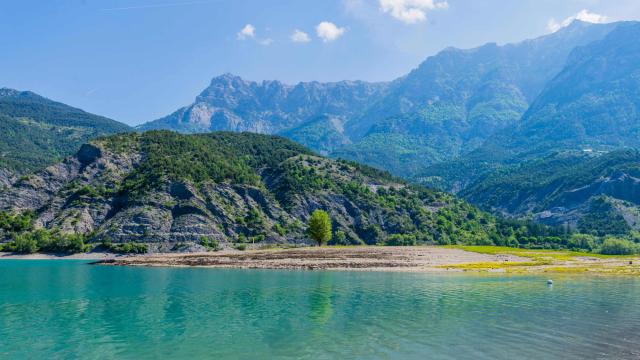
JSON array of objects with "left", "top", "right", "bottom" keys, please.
[{"left": 1, "top": 0, "right": 640, "bottom": 126}]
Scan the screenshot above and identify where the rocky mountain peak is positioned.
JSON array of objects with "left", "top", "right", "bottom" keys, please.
[{"left": 0, "top": 88, "right": 21, "bottom": 98}]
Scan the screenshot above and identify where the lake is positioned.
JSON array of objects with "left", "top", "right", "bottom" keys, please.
[{"left": 1, "top": 260, "right": 639, "bottom": 359}]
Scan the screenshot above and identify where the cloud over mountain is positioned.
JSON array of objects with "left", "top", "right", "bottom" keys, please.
[{"left": 548, "top": 9, "right": 608, "bottom": 32}]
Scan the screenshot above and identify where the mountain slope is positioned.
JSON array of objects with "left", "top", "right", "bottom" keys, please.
[
  {"left": 0, "top": 88, "right": 131, "bottom": 175},
  {"left": 421, "top": 21, "right": 640, "bottom": 194},
  {"left": 460, "top": 150, "right": 640, "bottom": 235},
  {"left": 350, "top": 20, "right": 618, "bottom": 137},
  {"left": 336, "top": 20, "right": 619, "bottom": 175},
  {"left": 278, "top": 115, "right": 351, "bottom": 155},
  {"left": 0, "top": 131, "right": 511, "bottom": 251},
  {"left": 482, "top": 21, "right": 640, "bottom": 161}
]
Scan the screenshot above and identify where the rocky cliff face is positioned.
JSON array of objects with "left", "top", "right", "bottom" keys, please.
[
  {"left": 138, "top": 74, "right": 388, "bottom": 140},
  {"left": 0, "top": 169, "right": 16, "bottom": 189},
  {"left": 0, "top": 131, "right": 499, "bottom": 251}
]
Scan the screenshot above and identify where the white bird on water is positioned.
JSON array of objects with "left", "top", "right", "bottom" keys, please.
[{"left": 547, "top": 279, "right": 553, "bottom": 285}]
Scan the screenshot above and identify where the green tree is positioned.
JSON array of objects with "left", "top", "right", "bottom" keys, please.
[
  {"left": 568, "top": 233, "right": 595, "bottom": 251},
  {"left": 307, "top": 209, "right": 332, "bottom": 246}
]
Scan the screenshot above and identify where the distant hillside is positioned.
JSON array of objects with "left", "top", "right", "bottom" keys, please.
[
  {"left": 0, "top": 131, "right": 520, "bottom": 251},
  {"left": 0, "top": 88, "right": 131, "bottom": 175},
  {"left": 423, "top": 21, "right": 640, "bottom": 194},
  {"left": 336, "top": 20, "right": 619, "bottom": 176},
  {"left": 458, "top": 150, "right": 640, "bottom": 235},
  {"left": 278, "top": 115, "right": 351, "bottom": 155},
  {"left": 481, "top": 22, "right": 640, "bottom": 162}
]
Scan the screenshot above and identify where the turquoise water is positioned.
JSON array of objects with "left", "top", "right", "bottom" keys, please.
[{"left": 1, "top": 261, "right": 639, "bottom": 359}]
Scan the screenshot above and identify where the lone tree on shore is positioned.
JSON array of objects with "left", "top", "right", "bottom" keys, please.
[{"left": 307, "top": 209, "right": 332, "bottom": 246}]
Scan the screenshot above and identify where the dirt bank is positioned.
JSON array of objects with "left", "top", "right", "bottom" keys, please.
[{"left": 96, "top": 246, "right": 525, "bottom": 271}]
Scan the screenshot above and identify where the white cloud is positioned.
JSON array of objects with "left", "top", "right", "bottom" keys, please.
[
  {"left": 547, "top": 9, "right": 608, "bottom": 33},
  {"left": 259, "top": 38, "right": 273, "bottom": 46},
  {"left": 290, "top": 29, "right": 311, "bottom": 43},
  {"left": 237, "top": 24, "right": 255, "bottom": 40},
  {"left": 379, "top": 0, "right": 448, "bottom": 24},
  {"left": 316, "top": 21, "right": 346, "bottom": 42}
]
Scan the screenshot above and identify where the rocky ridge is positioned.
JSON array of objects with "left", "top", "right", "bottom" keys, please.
[{"left": 0, "top": 131, "right": 502, "bottom": 251}]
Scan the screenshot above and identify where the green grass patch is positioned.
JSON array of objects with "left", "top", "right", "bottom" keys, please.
[{"left": 446, "top": 245, "right": 636, "bottom": 260}]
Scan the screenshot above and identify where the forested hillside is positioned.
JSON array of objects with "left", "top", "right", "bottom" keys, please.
[
  {"left": 0, "top": 131, "right": 566, "bottom": 253},
  {"left": 0, "top": 88, "right": 131, "bottom": 175},
  {"left": 480, "top": 22, "right": 640, "bottom": 162},
  {"left": 460, "top": 150, "right": 640, "bottom": 235}
]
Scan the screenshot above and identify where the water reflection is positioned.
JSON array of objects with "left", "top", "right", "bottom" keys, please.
[
  {"left": 1, "top": 262, "right": 640, "bottom": 359},
  {"left": 308, "top": 273, "right": 333, "bottom": 325}
]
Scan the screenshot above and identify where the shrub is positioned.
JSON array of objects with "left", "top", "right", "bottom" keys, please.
[
  {"left": 332, "top": 230, "right": 348, "bottom": 245},
  {"left": 385, "top": 234, "right": 417, "bottom": 246},
  {"left": 13, "top": 233, "right": 38, "bottom": 254},
  {"left": 0, "top": 211, "right": 34, "bottom": 233},
  {"left": 273, "top": 223, "right": 286, "bottom": 236},
  {"left": 200, "top": 236, "right": 221, "bottom": 251},
  {"left": 106, "top": 242, "right": 148, "bottom": 254},
  {"left": 599, "top": 237, "right": 639, "bottom": 255},
  {"left": 568, "top": 234, "right": 596, "bottom": 251},
  {"left": 360, "top": 224, "right": 382, "bottom": 245},
  {"left": 235, "top": 243, "right": 247, "bottom": 251},
  {"left": 3, "top": 230, "right": 91, "bottom": 254},
  {"left": 52, "top": 234, "right": 90, "bottom": 253}
]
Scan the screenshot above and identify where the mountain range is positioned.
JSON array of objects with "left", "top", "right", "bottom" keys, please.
[
  {"left": 135, "top": 19, "right": 640, "bottom": 235},
  {"left": 138, "top": 76, "right": 388, "bottom": 154},
  {"left": 139, "top": 20, "right": 619, "bottom": 174},
  {"left": 3, "top": 19, "right": 640, "bottom": 243}
]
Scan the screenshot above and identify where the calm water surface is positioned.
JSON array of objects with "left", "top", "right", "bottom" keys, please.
[{"left": 1, "top": 260, "right": 639, "bottom": 359}]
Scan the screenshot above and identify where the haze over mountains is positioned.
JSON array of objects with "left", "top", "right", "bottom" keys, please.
[{"left": 481, "top": 22, "right": 640, "bottom": 161}]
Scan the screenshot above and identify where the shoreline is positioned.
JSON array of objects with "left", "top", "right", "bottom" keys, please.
[
  {"left": 4, "top": 246, "right": 639, "bottom": 275},
  {"left": 96, "top": 246, "right": 640, "bottom": 275},
  {"left": 0, "top": 252, "right": 117, "bottom": 260},
  {"left": 97, "top": 246, "right": 525, "bottom": 272}
]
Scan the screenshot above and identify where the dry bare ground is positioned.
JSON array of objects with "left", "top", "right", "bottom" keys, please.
[{"left": 97, "top": 246, "right": 524, "bottom": 271}]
